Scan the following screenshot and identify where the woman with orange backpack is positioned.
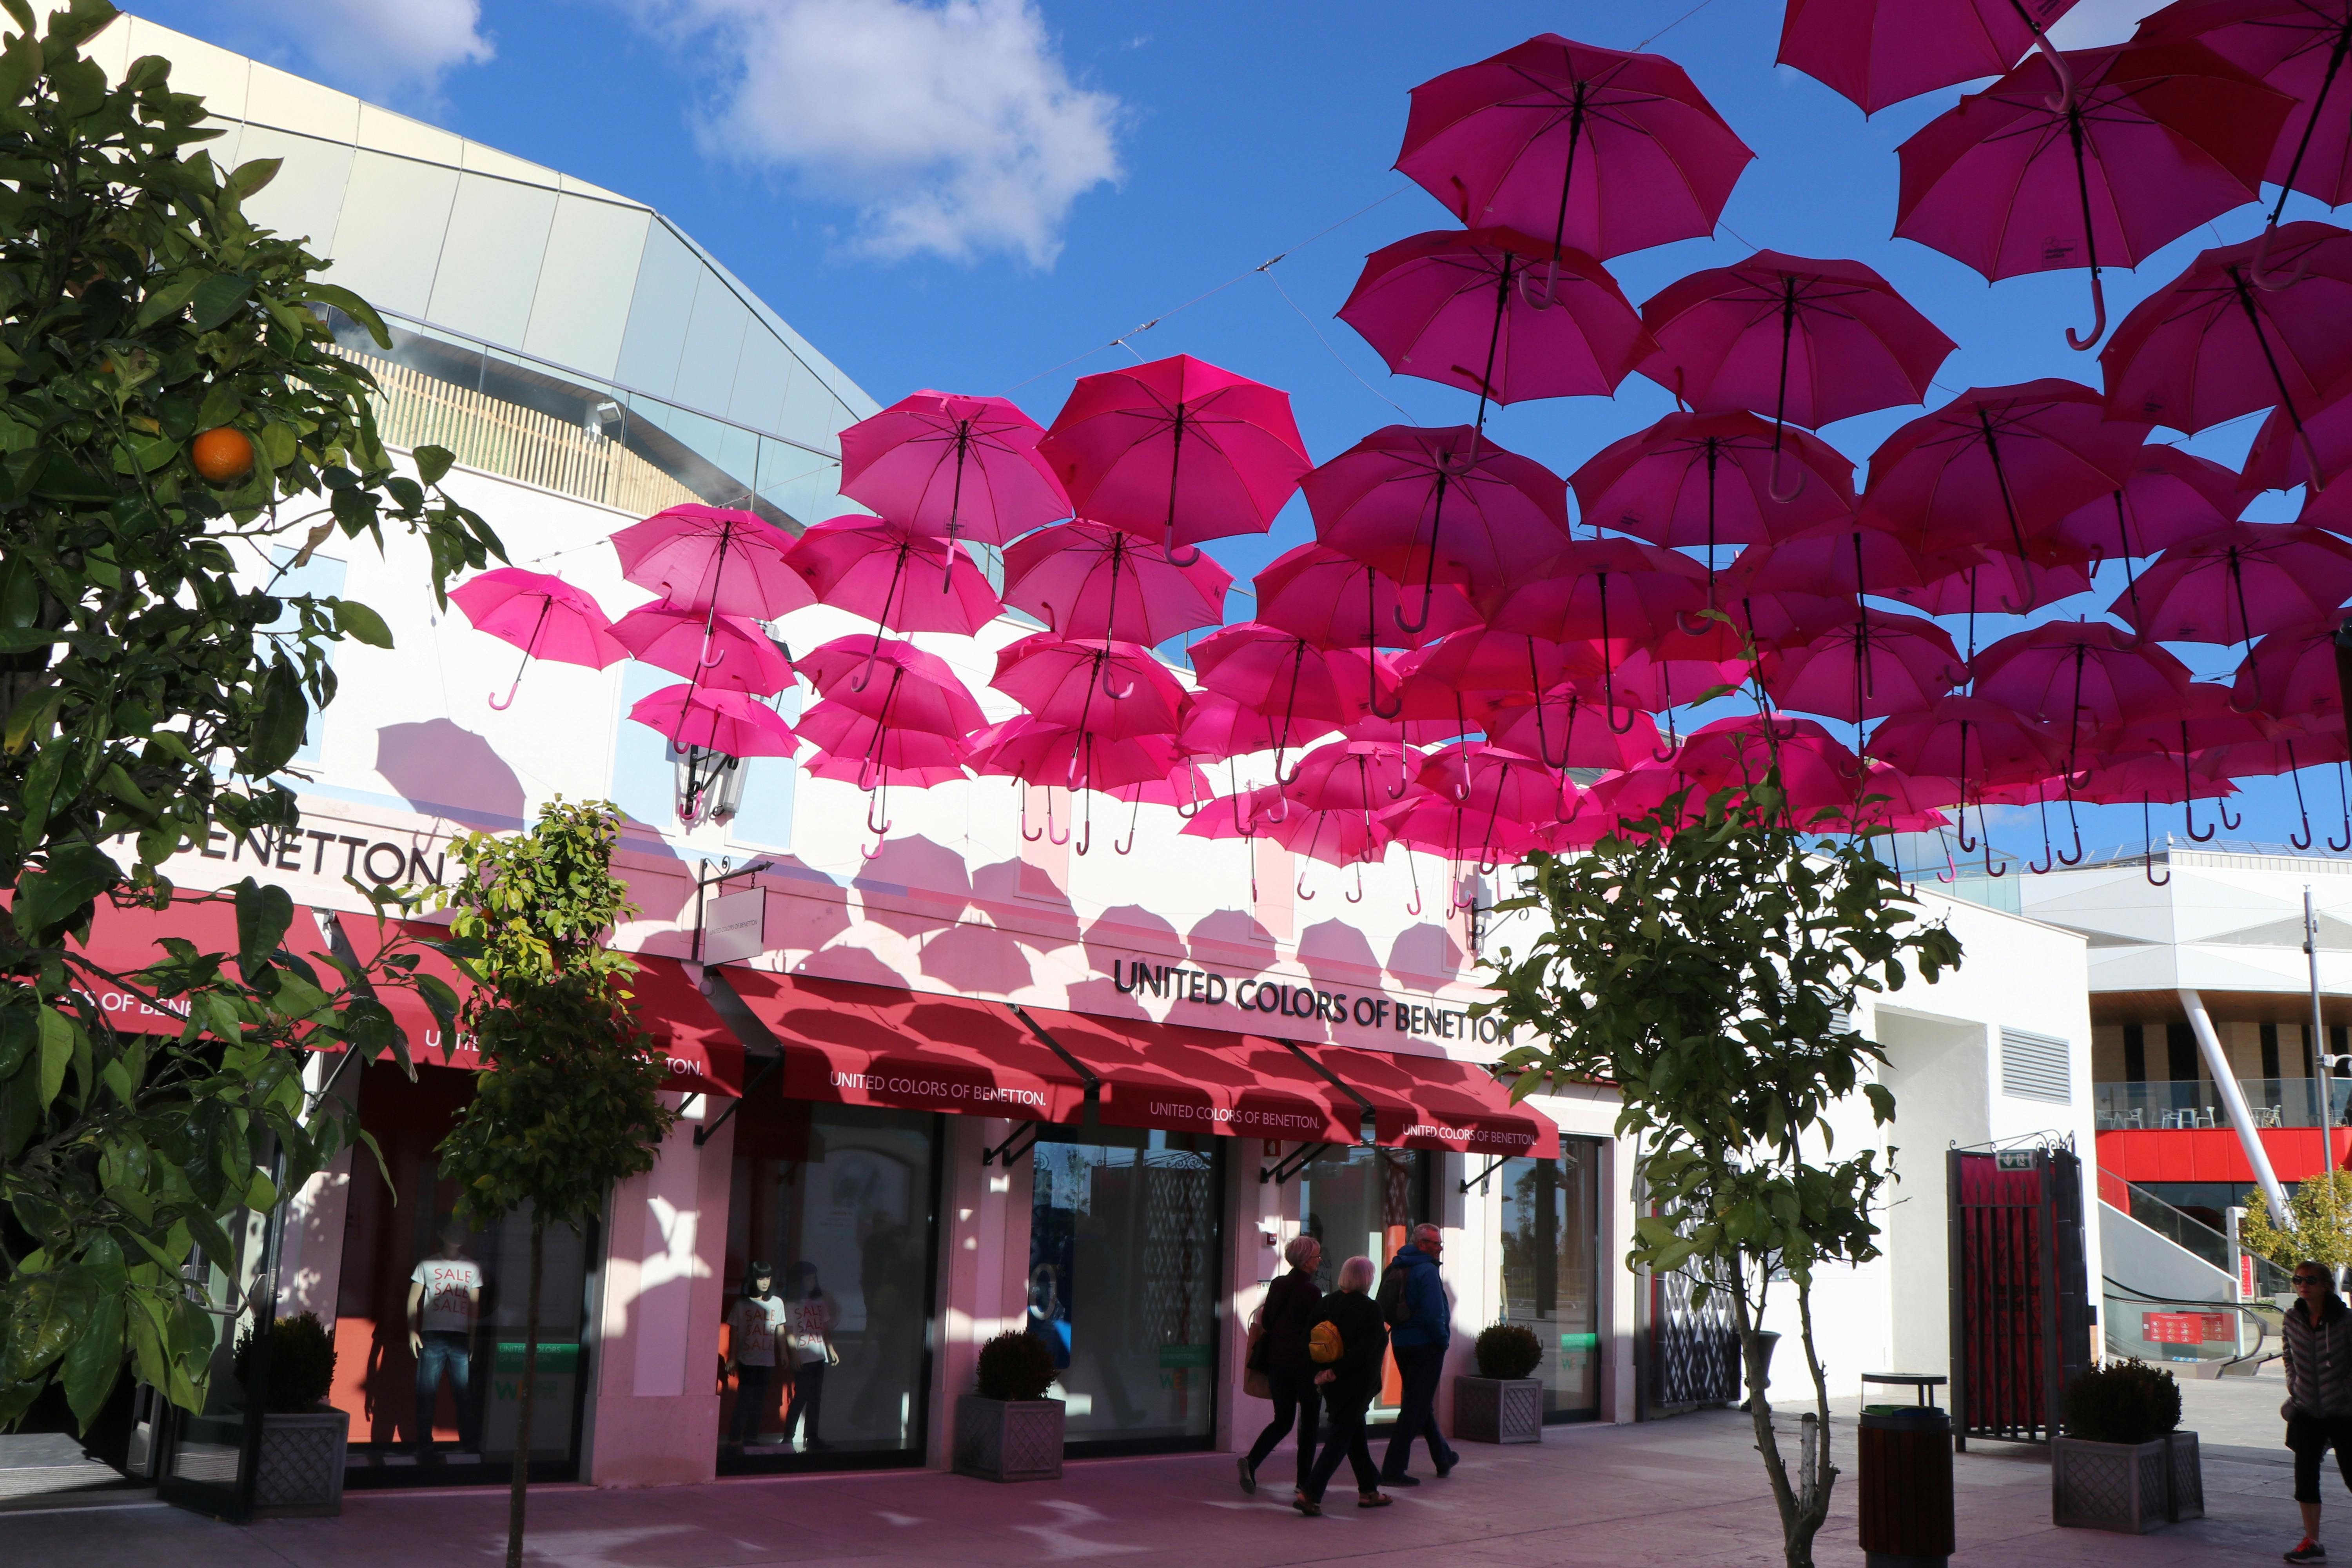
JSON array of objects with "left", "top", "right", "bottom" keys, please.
[{"left": 1292, "top": 1254, "right": 1391, "bottom": 1517}]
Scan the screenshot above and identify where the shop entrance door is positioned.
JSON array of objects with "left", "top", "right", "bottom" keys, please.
[{"left": 1495, "top": 1140, "right": 1604, "bottom": 1421}]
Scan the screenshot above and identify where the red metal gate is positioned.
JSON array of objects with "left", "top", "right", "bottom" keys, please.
[{"left": 1948, "top": 1145, "right": 2090, "bottom": 1447}]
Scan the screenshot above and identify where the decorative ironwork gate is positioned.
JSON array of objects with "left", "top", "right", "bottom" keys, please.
[
  {"left": 1648, "top": 1260, "right": 1739, "bottom": 1412},
  {"left": 1948, "top": 1144, "right": 2091, "bottom": 1447}
]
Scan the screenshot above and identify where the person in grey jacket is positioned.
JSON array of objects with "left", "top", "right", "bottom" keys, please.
[
  {"left": 1379, "top": 1223, "right": 1459, "bottom": 1486},
  {"left": 2284, "top": 1261, "right": 2352, "bottom": 1563}
]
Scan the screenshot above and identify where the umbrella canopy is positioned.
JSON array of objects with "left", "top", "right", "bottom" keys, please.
[
  {"left": 968, "top": 717, "right": 1194, "bottom": 793},
  {"left": 1039, "top": 354, "right": 1309, "bottom": 550},
  {"left": 1287, "top": 740, "right": 1428, "bottom": 813},
  {"left": 1893, "top": 40, "right": 2290, "bottom": 347},
  {"left": 1485, "top": 694, "right": 1663, "bottom": 769},
  {"left": 1304, "top": 424, "right": 1574, "bottom": 628},
  {"left": 1252, "top": 543, "right": 1479, "bottom": 650},
  {"left": 1188, "top": 624, "right": 1389, "bottom": 731},
  {"left": 1776, "top": 0, "right": 2084, "bottom": 116},
  {"left": 999, "top": 521, "right": 1231, "bottom": 644},
  {"left": 1175, "top": 691, "right": 1341, "bottom": 762},
  {"left": 450, "top": 567, "right": 626, "bottom": 709},
  {"left": 2239, "top": 365, "right": 2352, "bottom": 508},
  {"left": 991, "top": 634, "right": 1188, "bottom": 738},
  {"left": 1338, "top": 227, "right": 1654, "bottom": 409},
  {"left": 2140, "top": 0, "right": 2352, "bottom": 212},
  {"left": 1886, "top": 543, "right": 2097, "bottom": 619},
  {"left": 1728, "top": 521, "right": 1933, "bottom": 598},
  {"left": 2232, "top": 624, "right": 2347, "bottom": 719},
  {"left": 783, "top": 514, "right": 1002, "bottom": 635},
  {"left": 1969, "top": 621, "right": 2195, "bottom": 761},
  {"left": 1418, "top": 744, "right": 1573, "bottom": 820},
  {"left": 1672, "top": 714, "right": 1865, "bottom": 806},
  {"left": 1490, "top": 538, "right": 1711, "bottom": 641},
  {"left": 627, "top": 684, "right": 797, "bottom": 759},
  {"left": 1570, "top": 412, "right": 1857, "bottom": 553},
  {"left": 1397, "top": 34, "right": 1754, "bottom": 261},
  {"left": 795, "top": 635, "right": 985, "bottom": 735},
  {"left": 797, "top": 702, "right": 971, "bottom": 789},
  {"left": 1382, "top": 793, "right": 1549, "bottom": 863},
  {"left": 1393, "top": 629, "right": 1596, "bottom": 704},
  {"left": 609, "top": 605, "right": 795, "bottom": 696},
  {"left": 837, "top": 390, "right": 1070, "bottom": 546},
  {"left": 2113, "top": 520, "right": 2352, "bottom": 644},
  {"left": 2049, "top": 443, "right": 2242, "bottom": 562},
  {"left": 1866, "top": 695, "right": 2062, "bottom": 788},
  {"left": 610, "top": 504, "right": 813, "bottom": 621},
  {"left": 1636, "top": 250, "right": 1956, "bottom": 430},
  {"left": 1760, "top": 610, "right": 1965, "bottom": 723}
]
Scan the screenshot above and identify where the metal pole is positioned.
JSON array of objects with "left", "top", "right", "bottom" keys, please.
[
  {"left": 2312, "top": 886, "right": 2332, "bottom": 1145},
  {"left": 2182, "top": 987, "right": 2291, "bottom": 1225}
]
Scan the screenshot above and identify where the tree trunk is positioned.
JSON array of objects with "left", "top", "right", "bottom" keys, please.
[
  {"left": 1729, "top": 1268, "right": 1837, "bottom": 1568},
  {"left": 506, "top": 1215, "right": 544, "bottom": 1568}
]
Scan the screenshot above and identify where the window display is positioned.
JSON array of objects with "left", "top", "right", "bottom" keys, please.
[
  {"left": 1028, "top": 1127, "right": 1223, "bottom": 1454},
  {"left": 1497, "top": 1139, "right": 1605, "bottom": 1421},
  {"left": 1296, "top": 1146, "right": 1428, "bottom": 1417}
]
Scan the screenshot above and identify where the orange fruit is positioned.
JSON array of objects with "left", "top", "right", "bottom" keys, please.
[{"left": 191, "top": 426, "right": 254, "bottom": 483}]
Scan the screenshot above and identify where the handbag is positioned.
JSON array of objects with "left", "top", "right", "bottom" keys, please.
[{"left": 1243, "top": 1305, "right": 1271, "bottom": 1399}]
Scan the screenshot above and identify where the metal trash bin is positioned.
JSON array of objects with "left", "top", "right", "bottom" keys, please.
[{"left": 1858, "top": 1373, "right": 1953, "bottom": 1568}]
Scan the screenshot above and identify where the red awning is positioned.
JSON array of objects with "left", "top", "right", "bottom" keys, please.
[
  {"left": 1016, "top": 1006, "right": 1364, "bottom": 1145},
  {"left": 1316, "top": 1045, "right": 1561, "bottom": 1160},
  {"left": 723, "top": 971, "right": 1087, "bottom": 1123},
  {"left": 65, "top": 895, "right": 333, "bottom": 1037}
]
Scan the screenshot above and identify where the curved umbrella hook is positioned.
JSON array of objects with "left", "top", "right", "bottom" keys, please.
[
  {"left": 1046, "top": 787, "right": 1072, "bottom": 847},
  {"left": 1935, "top": 844, "right": 1959, "bottom": 885},
  {"left": 1020, "top": 783, "right": 1044, "bottom": 842},
  {"left": 2029, "top": 790, "right": 2056, "bottom": 876},
  {"left": 2066, "top": 270, "right": 2108, "bottom": 354},
  {"left": 2058, "top": 788, "right": 2085, "bottom": 867},
  {"left": 1073, "top": 789, "right": 1093, "bottom": 858},
  {"left": 2143, "top": 795, "right": 2171, "bottom": 886},
  {"left": 1405, "top": 851, "right": 1423, "bottom": 919},
  {"left": 1295, "top": 863, "right": 1317, "bottom": 902},
  {"left": 1766, "top": 439, "right": 1805, "bottom": 506},
  {"left": 1984, "top": 833, "right": 2007, "bottom": 880},
  {"left": 1345, "top": 861, "right": 1365, "bottom": 904},
  {"left": 1517, "top": 254, "right": 1561, "bottom": 312},
  {"left": 1395, "top": 467, "right": 1456, "bottom": 635},
  {"left": 2183, "top": 725, "right": 2218, "bottom": 841},
  {"left": 1368, "top": 657, "right": 1403, "bottom": 720},
  {"left": 2250, "top": 222, "right": 2314, "bottom": 294},
  {"left": 487, "top": 597, "right": 553, "bottom": 711},
  {"left": 2034, "top": 30, "right": 2076, "bottom": 113},
  {"left": 1114, "top": 788, "right": 1143, "bottom": 856},
  {"left": 2333, "top": 760, "right": 2352, "bottom": 854}
]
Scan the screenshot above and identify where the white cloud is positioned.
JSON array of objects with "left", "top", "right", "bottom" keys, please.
[
  {"left": 232, "top": 0, "right": 495, "bottom": 98},
  {"left": 621, "top": 0, "right": 1122, "bottom": 267}
]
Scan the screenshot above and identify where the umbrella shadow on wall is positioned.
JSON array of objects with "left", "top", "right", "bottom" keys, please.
[
  {"left": 1187, "top": 909, "right": 1281, "bottom": 977},
  {"left": 371, "top": 720, "right": 527, "bottom": 830},
  {"left": 851, "top": 835, "right": 975, "bottom": 941},
  {"left": 967, "top": 856, "right": 1083, "bottom": 953},
  {"left": 1064, "top": 905, "right": 1185, "bottom": 1019},
  {"left": 1387, "top": 922, "right": 1467, "bottom": 991},
  {"left": 1296, "top": 918, "right": 1385, "bottom": 999}
]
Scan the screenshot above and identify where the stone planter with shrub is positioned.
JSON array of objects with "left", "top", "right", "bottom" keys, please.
[
  {"left": 233, "top": 1311, "right": 348, "bottom": 1517},
  {"left": 1454, "top": 1322, "right": 1544, "bottom": 1445},
  {"left": 2051, "top": 1359, "right": 2201, "bottom": 1534},
  {"left": 955, "top": 1331, "right": 1065, "bottom": 1482}
]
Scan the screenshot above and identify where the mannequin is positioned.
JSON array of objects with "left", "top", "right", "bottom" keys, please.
[{"left": 406, "top": 1218, "right": 483, "bottom": 1457}]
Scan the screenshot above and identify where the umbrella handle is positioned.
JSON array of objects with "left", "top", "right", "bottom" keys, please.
[
  {"left": 488, "top": 672, "right": 524, "bottom": 711},
  {"left": 1516, "top": 256, "right": 1560, "bottom": 313},
  {"left": 2219, "top": 795, "right": 2243, "bottom": 833},
  {"left": 2034, "top": 33, "right": 2076, "bottom": 112},
  {"left": 1073, "top": 800, "right": 1092, "bottom": 858},
  {"left": 1019, "top": 784, "right": 1044, "bottom": 842},
  {"left": 1295, "top": 864, "right": 1316, "bottom": 902},
  {"left": 2058, "top": 797, "right": 2085, "bottom": 867},
  {"left": 1345, "top": 863, "right": 1364, "bottom": 904},
  {"left": 1163, "top": 543, "right": 1204, "bottom": 568},
  {"left": 1113, "top": 789, "right": 1142, "bottom": 856},
  {"left": 1766, "top": 443, "right": 1805, "bottom": 505},
  {"left": 2065, "top": 271, "right": 2107, "bottom": 353},
  {"left": 1368, "top": 675, "right": 1403, "bottom": 721},
  {"left": 1101, "top": 660, "right": 1136, "bottom": 701},
  {"left": 1047, "top": 788, "right": 1072, "bottom": 846},
  {"left": 2250, "top": 222, "right": 2312, "bottom": 294},
  {"left": 1983, "top": 836, "right": 2007, "bottom": 879},
  {"left": 1404, "top": 852, "right": 1423, "bottom": 919}
]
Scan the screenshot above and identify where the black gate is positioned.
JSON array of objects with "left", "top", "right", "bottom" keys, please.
[{"left": 1948, "top": 1143, "right": 2091, "bottom": 1447}]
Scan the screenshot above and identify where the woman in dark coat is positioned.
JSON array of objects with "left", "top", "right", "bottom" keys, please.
[
  {"left": 1240, "top": 1234, "right": 1323, "bottom": 1497},
  {"left": 1293, "top": 1254, "right": 1390, "bottom": 1516},
  {"left": 2284, "top": 1260, "right": 2352, "bottom": 1563}
]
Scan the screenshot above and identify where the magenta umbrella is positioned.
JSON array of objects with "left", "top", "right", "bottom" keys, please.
[
  {"left": 1397, "top": 34, "right": 1754, "bottom": 265},
  {"left": 1304, "top": 425, "right": 1573, "bottom": 632},
  {"left": 1486, "top": 693, "right": 1663, "bottom": 770},
  {"left": 1969, "top": 620, "right": 2194, "bottom": 787},
  {"left": 1417, "top": 744, "right": 1573, "bottom": 831},
  {"left": 2140, "top": 0, "right": 2352, "bottom": 217},
  {"left": 798, "top": 700, "right": 972, "bottom": 849},
  {"left": 1489, "top": 540, "right": 1710, "bottom": 722},
  {"left": 1175, "top": 691, "right": 1340, "bottom": 763},
  {"left": 1886, "top": 543, "right": 2096, "bottom": 622},
  {"left": 1866, "top": 695, "right": 2062, "bottom": 863},
  {"left": 610, "top": 606, "right": 794, "bottom": 696},
  {"left": 1759, "top": 610, "right": 1965, "bottom": 724},
  {"left": 838, "top": 390, "right": 1070, "bottom": 550},
  {"left": 795, "top": 635, "right": 984, "bottom": 735},
  {"left": 783, "top": 515, "right": 1002, "bottom": 635},
  {"left": 626, "top": 684, "right": 796, "bottom": 758},
  {"left": 1188, "top": 624, "right": 1389, "bottom": 764},
  {"left": 2112, "top": 520, "right": 2352, "bottom": 644},
  {"left": 971, "top": 719, "right": 1205, "bottom": 855},
  {"left": 1337, "top": 228, "right": 1654, "bottom": 423},
  {"left": 2241, "top": 365, "right": 2352, "bottom": 503},
  {"left": 1000, "top": 521, "right": 1230, "bottom": 646},
  {"left": 1393, "top": 629, "right": 1595, "bottom": 705},
  {"left": 1776, "top": 0, "right": 2083, "bottom": 115},
  {"left": 1038, "top": 354, "right": 1309, "bottom": 558},
  {"left": 1570, "top": 412, "right": 1856, "bottom": 558},
  {"left": 2233, "top": 624, "right": 2347, "bottom": 719},
  {"left": 1251, "top": 543, "right": 1478, "bottom": 650},
  {"left": 2089, "top": 681, "right": 2274, "bottom": 842},
  {"left": 449, "top": 568, "right": 626, "bottom": 710},
  {"left": 1893, "top": 40, "right": 2291, "bottom": 348},
  {"left": 2048, "top": 443, "right": 2241, "bottom": 599},
  {"left": 991, "top": 633, "right": 1187, "bottom": 738},
  {"left": 1728, "top": 522, "right": 1933, "bottom": 599},
  {"left": 610, "top": 504, "right": 813, "bottom": 621}
]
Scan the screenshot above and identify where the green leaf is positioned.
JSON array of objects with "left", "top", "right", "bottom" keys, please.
[
  {"left": 0, "top": 27, "right": 39, "bottom": 106},
  {"left": 247, "top": 661, "right": 307, "bottom": 776},
  {"left": 35, "top": 1005, "right": 71, "bottom": 1109},
  {"left": 0, "top": 1, "right": 35, "bottom": 38},
  {"left": 3, "top": 1267, "right": 95, "bottom": 1381},
  {"left": 233, "top": 877, "right": 292, "bottom": 978},
  {"left": 58, "top": 1292, "right": 124, "bottom": 1432},
  {"left": 296, "top": 283, "right": 390, "bottom": 347},
  {"left": 189, "top": 272, "right": 250, "bottom": 332},
  {"left": 223, "top": 157, "right": 279, "bottom": 200},
  {"left": 413, "top": 445, "right": 455, "bottom": 486},
  {"left": 16, "top": 841, "right": 120, "bottom": 934},
  {"left": 330, "top": 598, "right": 392, "bottom": 649}
]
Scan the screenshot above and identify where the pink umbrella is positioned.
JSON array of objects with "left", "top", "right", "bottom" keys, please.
[
  {"left": 1382, "top": 793, "right": 1548, "bottom": 871},
  {"left": 610, "top": 605, "right": 794, "bottom": 696},
  {"left": 1287, "top": 740, "right": 1428, "bottom": 812},
  {"left": 2098, "top": 224, "right": 2352, "bottom": 476},
  {"left": 1636, "top": 252, "right": 1956, "bottom": 472},
  {"left": 1175, "top": 691, "right": 1340, "bottom": 763},
  {"left": 1886, "top": 543, "right": 2097, "bottom": 624},
  {"left": 2140, "top": 0, "right": 2352, "bottom": 217},
  {"left": 2090, "top": 681, "right": 2274, "bottom": 841},
  {"left": 1893, "top": 40, "right": 2291, "bottom": 348},
  {"left": 1969, "top": 621, "right": 2194, "bottom": 808},
  {"left": 2049, "top": 445, "right": 2242, "bottom": 619},
  {"left": 1397, "top": 35, "right": 1755, "bottom": 265},
  {"left": 1339, "top": 711, "right": 1485, "bottom": 748},
  {"left": 610, "top": 504, "right": 813, "bottom": 620},
  {"left": 795, "top": 635, "right": 985, "bottom": 735},
  {"left": 1860, "top": 381, "right": 2151, "bottom": 560},
  {"left": 1251, "top": 543, "right": 1478, "bottom": 650},
  {"left": 798, "top": 700, "right": 972, "bottom": 850},
  {"left": 1418, "top": 744, "right": 1574, "bottom": 830},
  {"left": 1728, "top": 522, "right": 1933, "bottom": 600},
  {"left": 1570, "top": 412, "right": 1857, "bottom": 558},
  {"left": 1338, "top": 228, "right": 1654, "bottom": 421},
  {"left": 969, "top": 716, "right": 1192, "bottom": 793},
  {"left": 1490, "top": 541, "right": 1711, "bottom": 723},
  {"left": 1486, "top": 694, "right": 1663, "bottom": 770},
  {"left": 1392, "top": 630, "right": 1595, "bottom": 706},
  {"left": 2112, "top": 521, "right": 2352, "bottom": 644},
  {"left": 450, "top": 568, "right": 626, "bottom": 710},
  {"left": 838, "top": 390, "right": 1070, "bottom": 549},
  {"left": 991, "top": 634, "right": 1187, "bottom": 738},
  {"left": 1867, "top": 695, "right": 2061, "bottom": 864},
  {"left": 2232, "top": 624, "right": 2347, "bottom": 719},
  {"left": 784, "top": 514, "right": 1001, "bottom": 635},
  {"left": 1759, "top": 610, "right": 1965, "bottom": 724},
  {"left": 1777, "top": 0, "right": 2083, "bottom": 116},
  {"left": 1817, "top": 760, "right": 1955, "bottom": 836},
  {"left": 626, "top": 684, "right": 797, "bottom": 758},
  {"left": 1304, "top": 424, "right": 1573, "bottom": 632},
  {"left": 2240, "top": 366, "right": 2352, "bottom": 505},
  {"left": 1038, "top": 354, "right": 1309, "bottom": 558},
  {"left": 1588, "top": 645, "right": 1749, "bottom": 719},
  {"left": 1188, "top": 624, "right": 1388, "bottom": 749},
  {"left": 1000, "top": 521, "right": 1230, "bottom": 646}
]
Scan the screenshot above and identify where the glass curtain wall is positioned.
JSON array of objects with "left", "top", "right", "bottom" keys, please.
[
  {"left": 1028, "top": 1128, "right": 1223, "bottom": 1455},
  {"left": 719, "top": 1099, "right": 940, "bottom": 1472},
  {"left": 1497, "top": 1140, "right": 1605, "bottom": 1421},
  {"left": 1296, "top": 1147, "right": 1430, "bottom": 1419}
]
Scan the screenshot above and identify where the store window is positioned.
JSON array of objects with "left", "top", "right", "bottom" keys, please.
[
  {"left": 1497, "top": 1139, "right": 1605, "bottom": 1422},
  {"left": 1296, "top": 1146, "right": 1430, "bottom": 1417},
  {"left": 329, "top": 1060, "right": 598, "bottom": 1485},
  {"left": 719, "top": 1098, "right": 940, "bottom": 1472},
  {"left": 1029, "top": 1127, "right": 1223, "bottom": 1455}
]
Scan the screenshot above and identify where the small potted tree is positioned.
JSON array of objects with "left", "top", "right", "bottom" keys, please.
[
  {"left": 1454, "top": 1322, "right": 1544, "bottom": 1445},
  {"left": 2051, "top": 1359, "right": 2202, "bottom": 1533},
  {"left": 233, "top": 1312, "right": 348, "bottom": 1516},
  {"left": 955, "top": 1332, "right": 1065, "bottom": 1481}
]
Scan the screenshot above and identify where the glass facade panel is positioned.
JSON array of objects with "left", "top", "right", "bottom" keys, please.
[
  {"left": 720, "top": 1100, "right": 940, "bottom": 1470},
  {"left": 1029, "top": 1128, "right": 1223, "bottom": 1453},
  {"left": 328, "top": 1061, "right": 597, "bottom": 1485},
  {"left": 1296, "top": 1147, "right": 1428, "bottom": 1417},
  {"left": 1497, "top": 1140, "right": 1605, "bottom": 1422}
]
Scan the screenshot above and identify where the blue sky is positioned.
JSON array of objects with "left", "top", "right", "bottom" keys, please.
[{"left": 134, "top": 0, "right": 2350, "bottom": 866}]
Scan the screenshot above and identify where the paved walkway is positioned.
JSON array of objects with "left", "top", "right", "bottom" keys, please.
[{"left": 0, "top": 1373, "right": 2328, "bottom": 1566}]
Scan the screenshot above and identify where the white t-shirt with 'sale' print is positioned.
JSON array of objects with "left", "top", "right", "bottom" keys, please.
[
  {"left": 410, "top": 1257, "right": 483, "bottom": 1334},
  {"left": 729, "top": 1294, "right": 788, "bottom": 1367}
]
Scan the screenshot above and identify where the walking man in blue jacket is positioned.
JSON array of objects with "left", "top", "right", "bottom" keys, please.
[{"left": 1378, "top": 1223, "right": 1459, "bottom": 1486}]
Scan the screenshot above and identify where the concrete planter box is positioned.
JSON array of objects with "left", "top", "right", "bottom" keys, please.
[
  {"left": 253, "top": 1408, "right": 349, "bottom": 1517},
  {"left": 1453, "top": 1376, "right": 1542, "bottom": 1444},
  {"left": 2051, "top": 1431, "right": 2202, "bottom": 1533},
  {"left": 954, "top": 1396, "right": 1063, "bottom": 1482}
]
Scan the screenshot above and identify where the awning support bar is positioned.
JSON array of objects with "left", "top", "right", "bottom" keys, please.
[
  {"left": 693, "top": 1052, "right": 780, "bottom": 1148},
  {"left": 1278, "top": 1039, "right": 1378, "bottom": 1145},
  {"left": 984, "top": 1122, "right": 1045, "bottom": 1167},
  {"left": 1457, "top": 1154, "right": 1511, "bottom": 1194},
  {"left": 1011, "top": 1002, "right": 1102, "bottom": 1129},
  {"left": 1260, "top": 1142, "right": 1330, "bottom": 1185}
]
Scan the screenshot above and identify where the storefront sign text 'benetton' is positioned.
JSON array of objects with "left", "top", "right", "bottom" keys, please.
[{"left": 1107, "top": 958, "right": 1508, "bottom": 1045}]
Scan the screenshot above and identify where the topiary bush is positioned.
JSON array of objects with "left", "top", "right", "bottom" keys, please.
[
  {"left": 1475, "top": 1321, "right": 1544, "bottom": 1381},
  {"left": 977, "top": 1330, "right": 1058, "bottom": 1402},
  {"left": 2063, "top": 1358, "right": 2182, "bottom": 1446},
  {"left": 232, "top": 1312, "right": 339, "bottom": 1414}
]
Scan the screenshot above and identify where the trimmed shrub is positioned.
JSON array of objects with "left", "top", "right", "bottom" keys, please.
[
  {"left": 2063, "top": 1358, "right": 2182, "bottom": 1446},
  {"left": 1474, "top": 1321, "right": 1544, "bottom": 1381},
  {"left": 977, "top": 1330, "right": 1058, "bottom": 1402},
  {"left": 233, "top": 1311, "right": 339, "bottom": 1414}
]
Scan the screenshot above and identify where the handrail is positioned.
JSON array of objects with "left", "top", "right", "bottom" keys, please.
[{"left": 2103, "top": 1276, "right": 2274, "bottom": 1371}]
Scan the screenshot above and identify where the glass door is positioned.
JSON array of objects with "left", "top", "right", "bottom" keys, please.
[
  {"left": 1297, "top": 1146, "right": 1428, "bottom": 1417},
  {"left": 1497, "top": 1139, "right": 1604, "bottom": 1421},
  {"left": 155, "top": 1201, "right": 272, "bottom": 1519}
]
